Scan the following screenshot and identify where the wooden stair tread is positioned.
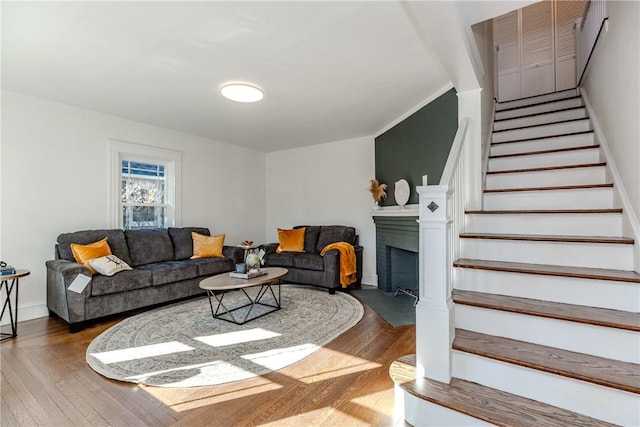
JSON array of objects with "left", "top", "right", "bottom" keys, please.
[
  {"left": 492, "top": 130, "right": 594, "bottom": 145},
  {"left": 493, "top": 117, "right": 589, "bottom": 133},
  {"left": 459, "top": 233, "right": 634, "bottom": 245},
  {"left": 390, "top": 354, "right": 616, "bottom": 427},
  {"left": 494, "top": 106, "right": 585, "bottom": 122},
  {"left": 452, "top": 289, "right": 640, "bottom": 332},
  {"left": 487, "top": 162, "right": 606, "bottom": 175},
  {"left": 485, "top": 183, "right": 613, "bottom": 193},
  {"left": 454, "top": 329, "right": 640, "bottom": 394},
  {"left": 496, "top": 93, "right": 581, "bottom": 112},
  {"left": 453, "top": 258, "right": 640, "bottom": 284},
  {"left": 466, "top": 209, "right": 622, "bottom": 215},
  {"left": 489, "top": 144, "right": 599, "bottom": 159}
]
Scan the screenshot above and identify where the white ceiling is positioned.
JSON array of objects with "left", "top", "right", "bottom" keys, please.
[{"left": 1, "top": 1, "right": 527, "bottom": 152}]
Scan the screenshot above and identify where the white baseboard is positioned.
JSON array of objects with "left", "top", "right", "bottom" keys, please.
[
  {"left": 361, "top": 274, "right": 378, "bottom": 287},
  {"left": 0, "top": 303, "right": 48, "bottom": 326}
]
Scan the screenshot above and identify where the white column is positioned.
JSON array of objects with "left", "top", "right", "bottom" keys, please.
[{"left": 415, "top": 185, "right": 454, "bottom": 383}]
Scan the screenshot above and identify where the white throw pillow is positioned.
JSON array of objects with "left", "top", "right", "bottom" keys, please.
[{"left": 89, "top": 255, "right": 132, "bottom": 276}]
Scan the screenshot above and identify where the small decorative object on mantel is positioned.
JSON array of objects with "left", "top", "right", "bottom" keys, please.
[
  {"left": 369, "top": 179, "right": 388, "bottom": 210},
  {"left": 394, "top": 179, "right": 410, "bottom": 208}
]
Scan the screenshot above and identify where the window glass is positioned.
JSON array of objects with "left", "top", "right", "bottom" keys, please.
[{"left": 109, "top": 140, "right": 181, "bottom": 229}]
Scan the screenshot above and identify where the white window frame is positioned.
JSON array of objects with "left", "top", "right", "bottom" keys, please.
[{"left": 108, "top": 140, "right": 182, "bottom": 229}]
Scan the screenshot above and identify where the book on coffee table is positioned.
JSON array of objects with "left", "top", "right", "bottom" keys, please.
[{"left": 229, "top": 270, "right": 268, "bottom": 279}]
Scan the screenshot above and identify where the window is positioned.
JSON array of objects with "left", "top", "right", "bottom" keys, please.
[{"left": 109, "top": 140, "right": 181, "bottom": 229}]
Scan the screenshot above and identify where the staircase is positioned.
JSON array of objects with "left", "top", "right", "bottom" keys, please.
[{"left": 391, "top": 89, "right": 640, "bottom": 426}]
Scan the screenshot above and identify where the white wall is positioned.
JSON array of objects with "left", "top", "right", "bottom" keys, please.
[
  {"left": 1, "top": 91, "right": 266, "bottom": 322},
  {"left": 580, "top": 0, "right": 640, "bottom": 258},
  {"left": 265, "top": 136, "right": 377, "bottom": 285},
  {"left": 471, "top": 19, "right": 496, "bottom": 155}
]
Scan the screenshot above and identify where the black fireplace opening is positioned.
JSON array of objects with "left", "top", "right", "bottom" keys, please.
[
  {"left": 373, "top": 215, "right": 419, "bottom": 293},
  {"left": 390, "top": 247, "right": 418, "bottom": 291}
]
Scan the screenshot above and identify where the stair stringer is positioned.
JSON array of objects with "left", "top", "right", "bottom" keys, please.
[{"left": 581, "top": 87, "right": 640, "bottom": 272}]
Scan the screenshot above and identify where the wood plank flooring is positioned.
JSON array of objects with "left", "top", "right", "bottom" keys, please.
[{"left": 1, "top": 296, "right": 414, "bottom": 427}]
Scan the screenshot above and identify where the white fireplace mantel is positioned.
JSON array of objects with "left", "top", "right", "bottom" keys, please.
[{"left": 369, "top": 204, "right": 419, "bottom": 217}]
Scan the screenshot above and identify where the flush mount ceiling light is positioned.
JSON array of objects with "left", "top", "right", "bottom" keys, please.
[{"left": 221, "top": 83, "right": 264, "bottom": 103}]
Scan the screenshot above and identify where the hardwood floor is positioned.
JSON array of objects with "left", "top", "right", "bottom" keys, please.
[{"left": 0, "top": 299, "right": 414, "bottom": 427}]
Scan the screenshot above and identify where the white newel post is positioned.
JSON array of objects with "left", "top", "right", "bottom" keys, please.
[{"left": 415, "top": 185, "right": 454, "bottom": 383}]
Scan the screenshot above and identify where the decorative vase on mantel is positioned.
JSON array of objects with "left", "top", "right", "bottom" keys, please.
[{"left": 372, "top": 201, "right": 381, "bottom": 211}]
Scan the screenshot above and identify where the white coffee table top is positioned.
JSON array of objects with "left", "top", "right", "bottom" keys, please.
[{"left": 199, "top": 267, "right": 288, "bottom": 291}]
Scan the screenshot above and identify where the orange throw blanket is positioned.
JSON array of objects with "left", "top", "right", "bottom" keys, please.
[{"left": 320, "top": 242, "right": 357, "bottom": 288}]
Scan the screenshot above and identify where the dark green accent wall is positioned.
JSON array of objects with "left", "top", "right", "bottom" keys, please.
[{"left": 375, "top": 88, "right": 458, "bottom": 206}]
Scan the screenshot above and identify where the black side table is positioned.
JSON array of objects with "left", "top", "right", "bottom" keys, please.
[{"left": 1, "top": 269, "right": 30, "bottom": 342}]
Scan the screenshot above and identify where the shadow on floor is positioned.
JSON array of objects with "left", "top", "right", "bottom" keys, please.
[{"left": 349, "top": 287, "right": 416, "bottom": 327}]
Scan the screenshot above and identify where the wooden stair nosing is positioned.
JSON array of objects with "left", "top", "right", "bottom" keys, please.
[
  {"left": 390, "top": 354, "right": 617, "bottom": 427},
  {"left": 452, "top": 289, "right": 640, "bottom": 332},
  {"left": 453, "top": 258, "right": 640, "bottom": 284},
  {"left": 493, "top": 117, "right": 590, "bottom": 134},
  {"left": 491, "top": 130, "right": 594, "bottom": 146},
  {"left": 494, "top": 106, "right": 587, "bottom": 123},
  {"left": 459, "top": 233, "right": 634, "bottom": 245},
  {"left": 489, "top": 144, "right": 600, "bottom": 159},
  {"left": 465, "top": 209, "right": 623, "bottom": 215},
  {"left": 487, "top": 162, "right": 606, "bottom": 175},
  {"left": 484, "top": 183, "right": 613, "bottom": 193},
  {"left": 453, "top": 329, "right": 640, "bottom": 394}
]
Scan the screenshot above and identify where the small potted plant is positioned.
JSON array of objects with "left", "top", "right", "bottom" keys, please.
[{"left": 369, "top": 179, "right": 387, "bottom": 210}]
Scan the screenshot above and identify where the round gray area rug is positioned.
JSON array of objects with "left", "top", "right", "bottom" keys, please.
[{"left": 86, "top": 285, "right": 363, "bottom": 387}]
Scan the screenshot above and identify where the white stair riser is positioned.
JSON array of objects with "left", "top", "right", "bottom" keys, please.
[
  {"left": 483, "top": 187, "right": 614, "bottom": 210},
  {"left": 404, "top": 393, "right": 494, "bottom": 427},
  {"left": 495, "top": 97, "right": 584, "bottom": 120},
  {"left": 490, "top": 132, "right": 595, "bottom": 156},
  {"left": 461, "top": 238, "right": 634, "bottom": 270},
  {"left": 496, "top": 89, "right": 579, "bottom": 111},
  {"left": 486, "top": 167, "right": 606, "bottom": 190},
  {"left": 489, "top": 148, "right": 601, "bottom": 171},
  {"left": 465, "top": 212, "right": 623, "bottom": 237},
  {"left": 492, "top": 119, "right": 591, "bottom": 143},
  {"left": 455, "top": 305, "right": 640, "bottom": 364},
  {"left": 453, "top": 351, "right": 639, "bottom": 426},
  {"left": 454, "top": 268, "right": 640, "bottom": 312},
  {"left": 494, "top": 108, "right": 587, "bottom": 131}
]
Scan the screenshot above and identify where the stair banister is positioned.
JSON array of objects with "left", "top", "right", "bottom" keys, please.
[{"left": 415, "top": 117, "right": 470, "bottom": 383}]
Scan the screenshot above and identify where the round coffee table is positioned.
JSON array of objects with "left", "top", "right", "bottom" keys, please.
[{"left": 199, "top": 267, "right": 288, "bottom": 325}]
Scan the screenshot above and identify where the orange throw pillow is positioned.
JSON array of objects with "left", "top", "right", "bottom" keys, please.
[
  {"left": 71, "top": 238, "right": 112, "bottom": 274},
  {"left": 276, "top": 228, "right": 306, "bottom": 253},
  {"left": 191, "top": 232, "right": 225, "bottom": 259}
]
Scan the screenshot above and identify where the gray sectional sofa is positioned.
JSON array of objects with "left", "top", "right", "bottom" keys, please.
[
  {"left": 46, "top": 227, "right": 243, "bottom": 332},
  {"left": 262, "top": 225, "right": 363, "bottom": 294}
]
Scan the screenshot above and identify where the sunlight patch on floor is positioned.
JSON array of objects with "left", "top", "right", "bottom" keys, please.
[
  {"left": 90, "top": 341, "right": 193, "bottom": 364},
  {"left": 241, "top": 343, "right": 319, "bottom": 370},
  {"left": 124, "top": 359, "right": 253, "bottom": 384},
  {"left": 151, "top": 381, "right": 284, "bottom": 412},
  {"left": 296, "top": 348, "right": 382, "bottom": 384},
  {"left": 257, "top": 407, "right": 367, "bottom": 427},
  {"left": 195, "top": 328, "right": 281, "bottom": 347}
]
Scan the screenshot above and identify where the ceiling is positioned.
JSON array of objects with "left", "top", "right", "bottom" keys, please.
[{"left": 1, "top": 1, "right": 527, "bottom": 152}]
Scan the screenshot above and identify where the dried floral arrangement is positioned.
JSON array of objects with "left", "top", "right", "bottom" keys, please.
[{"left": 369, "top": 179, "right": 388, "bottom": 202}]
